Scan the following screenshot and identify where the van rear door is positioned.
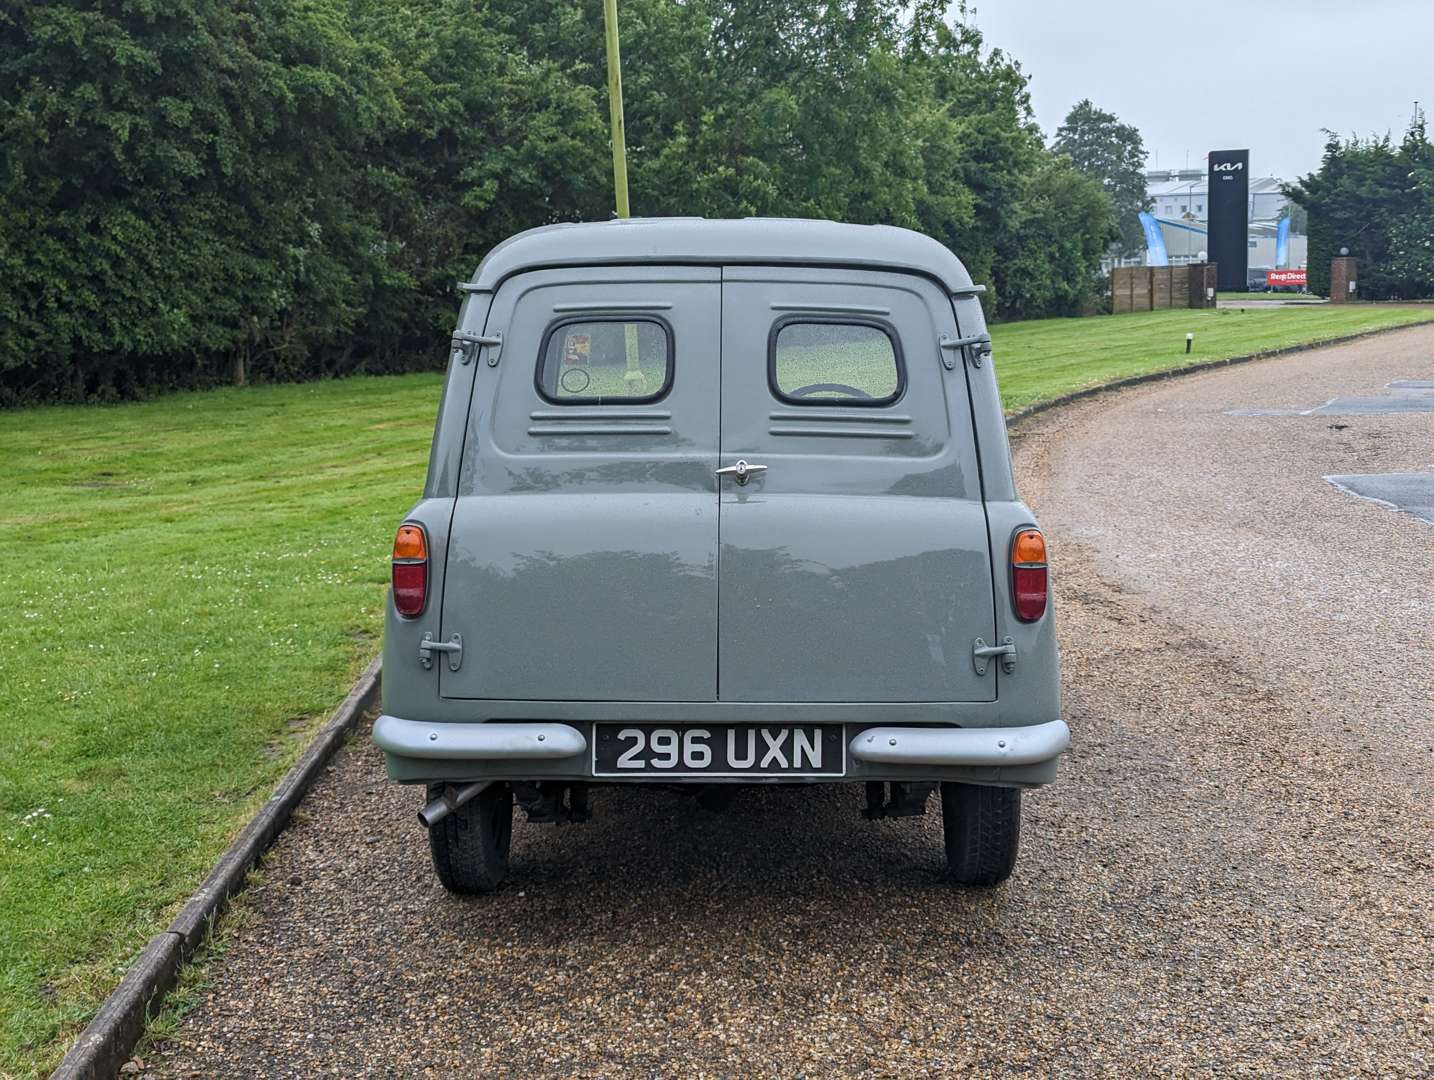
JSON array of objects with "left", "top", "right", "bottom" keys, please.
[
  {"left": 716, "top": 267, "right": 997, "bottom": 702},
  {"left": 439, "top": 268, "right": 721, "bottom": 701}
]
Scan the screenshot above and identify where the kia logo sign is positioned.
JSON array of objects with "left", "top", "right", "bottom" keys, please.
[{"left": 1208, "top": 150, "right": 1250, "bottom": 292}]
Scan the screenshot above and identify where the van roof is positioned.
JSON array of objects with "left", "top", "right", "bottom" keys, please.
[{"left": 464, "top": 217, "right": 980, "bottom": 295}]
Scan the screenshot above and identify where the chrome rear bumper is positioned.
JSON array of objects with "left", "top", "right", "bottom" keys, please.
[
  {"left": 372, "top": 715, "right": 587, "bottom": 760},
  {"left": 849, "top": 720, "right": 1070, "bottom": 767},
  {"left": 372, "top": 714, "right": 1069, "bottom": 784}
]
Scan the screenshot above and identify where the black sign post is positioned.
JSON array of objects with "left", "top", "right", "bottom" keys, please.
[{"left": 1208, "top": 149, "right": 1250, "bottom": 292}]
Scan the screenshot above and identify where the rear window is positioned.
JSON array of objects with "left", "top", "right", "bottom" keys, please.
[
  {"left": 537, "top": 317, "right": 672, "bottom": 404},
  {"left": 769, "top": 319, "right": 903, "bottom": 405}
]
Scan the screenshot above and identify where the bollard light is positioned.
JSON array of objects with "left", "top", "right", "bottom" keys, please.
[{"left": 1185, "top": 332, "right": 1194, "bottom": 354}]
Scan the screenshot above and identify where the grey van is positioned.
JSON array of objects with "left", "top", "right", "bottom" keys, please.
[{"left": 376, "top": 218, "right": 1069, "bottom": 893}]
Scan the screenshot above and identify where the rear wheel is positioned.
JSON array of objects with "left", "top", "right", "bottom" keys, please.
[
  {"left": 941, "top": 782, "right": 1021, "bottom": 886},
  {"left": 428, "top": 782, "right": 513, "bottom": 894}
]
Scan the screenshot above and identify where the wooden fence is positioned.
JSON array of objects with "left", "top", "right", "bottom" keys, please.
[{"left": 1111, "top": 264, "right": 1218, "bottom": 313}]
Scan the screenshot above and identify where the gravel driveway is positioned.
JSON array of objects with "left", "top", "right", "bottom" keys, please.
[{"left": 147, "top": 328, "right": 1434, "bottom": 1077}]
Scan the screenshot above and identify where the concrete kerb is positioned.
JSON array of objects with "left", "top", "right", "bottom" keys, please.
[
  {"left": 50, "top": 656, "right": 382, "bottom": 1080},
  {"left": 1003, "top": 321, "right": 1432, "bottom": 428}
]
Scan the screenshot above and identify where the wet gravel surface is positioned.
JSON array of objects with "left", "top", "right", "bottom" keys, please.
[{"left": 148, "top": 329, "right": 1434, "bottom": 1077}]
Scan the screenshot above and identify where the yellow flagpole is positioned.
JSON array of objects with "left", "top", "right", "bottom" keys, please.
[{"left": 602, "top": 0, "right": 644, "bottom": 389}]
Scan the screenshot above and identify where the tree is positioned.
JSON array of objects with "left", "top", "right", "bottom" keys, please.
[
  {"left": 1385, "top": 118, "right": 1434, "bottom": 292},
  {"left": 1286, "top": 120, "right": 1434, "bottom": 299},
  {"left": 1051, "top": 99, "right": 1150, "bottom": 257},
  {"left": 907, "top": 10, "right": 1049, "bottom": 311},
  {"left": 0, "top": 0, "right": 1133, "bottom": 405},
  {"left": 346, "top": 0, "right": 610, "bottom": 368},
  {"left": 0, "top": 0, "right": 393, "bottom": 400},
  {"left": 994, "top": 158, "right": 1116, "bottom": 320}
]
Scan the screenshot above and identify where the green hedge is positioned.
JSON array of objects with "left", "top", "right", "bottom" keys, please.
[
  {"left": 1288, "top": 119, "right": 1434, "bottom": 300},
  {"left": 1, "top": 0, "right": 1115, "bottom": 405}
]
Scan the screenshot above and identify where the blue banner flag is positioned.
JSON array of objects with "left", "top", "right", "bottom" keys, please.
[{"left": 1139, "top": 212, "right": 1169, "bottom": 267}]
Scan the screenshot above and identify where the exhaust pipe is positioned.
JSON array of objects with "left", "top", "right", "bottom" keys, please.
[{"left": 417, "top": 780, "right": 491, "bottom": 829}]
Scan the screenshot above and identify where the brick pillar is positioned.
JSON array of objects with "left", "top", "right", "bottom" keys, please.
[
  {"left": 1188, "top": 263, "right": 1218, "bottom": 308},
  {"left": 1329, "top": 257, "right": 1358, "bottom": 302}
]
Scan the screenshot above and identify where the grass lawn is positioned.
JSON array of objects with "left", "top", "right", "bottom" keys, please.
[
  {"left": 990, "top": 304, "right": 1434, "bottom": 412},
  {"left": 0, "top": 376, "right": 441, "bottom": 1076},
  {"left": 4, "top": 302, "right": 1434, "bottom": 1075},
  {"left": 1216, "top": 291, "right": 1321, "bottom": 302}
]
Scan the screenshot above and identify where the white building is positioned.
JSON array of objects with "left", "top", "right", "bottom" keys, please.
[{"left": 1141, "top": 167, "right": 1306, "bottom": 278}]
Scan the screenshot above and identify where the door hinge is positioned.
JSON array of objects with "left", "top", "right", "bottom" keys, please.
[
  {"left": 939, "top": 333, "right": 993, "bottom": 369},
  {"left": 450, "top": 330, "right": 501, "bottom": 367},
  {"left": 420, "top": 632, "right": 463, "bottom": 672},
  {"left": 972, "top": 636, "right": 1016, "bottom": 676}
]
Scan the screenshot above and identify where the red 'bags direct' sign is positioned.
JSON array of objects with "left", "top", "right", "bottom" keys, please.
[{"left": 1267, "top": 269, "right": 1307, "bottom": 287}]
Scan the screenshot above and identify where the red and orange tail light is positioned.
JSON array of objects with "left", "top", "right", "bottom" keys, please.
[
  {"left": 392, "top": 523, "right": 429, "bottom": 617},
  {"left": 1010, "top": 528, "right": 1048, "bottom": 622}
]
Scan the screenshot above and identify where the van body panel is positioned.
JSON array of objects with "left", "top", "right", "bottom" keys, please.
[
  {"left": 949, "top": 294, "right": 1061, "bottom": 714},
  {"left": 423, "top": 292, "right": 489, "bottom": 499},
  {"left": 467, "top": 217, "right": 979, "bottom": 294}
]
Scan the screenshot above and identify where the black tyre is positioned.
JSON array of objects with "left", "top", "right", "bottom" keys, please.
[
  {"left": 940, "top": 782, "right": 1021, "bottom": 886},
  {"left": 428, "top": 782, "right": 513, "bottom": 894}
]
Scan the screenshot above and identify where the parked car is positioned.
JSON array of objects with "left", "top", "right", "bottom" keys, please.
[
  {"left": 377, "top": 218, "right": 1070, "bottom": 892},
  {"left": 1246, "top": 266, "right": 1273, "bottom": 292}
]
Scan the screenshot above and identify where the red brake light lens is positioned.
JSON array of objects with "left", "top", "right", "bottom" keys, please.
[
  {"left": 392, "top": 524, "right": 428, "bottom": 618},
  {"left": 1011, "top": 528, "right": 1047, "bottom": 622}
]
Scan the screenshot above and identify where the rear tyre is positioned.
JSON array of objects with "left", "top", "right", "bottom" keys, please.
[
  {"left": 428, "top": 782, "right": 513, "bottom": 894},
  {"left": 941, "top": 782, "right": 1021, "bottom": 886}
]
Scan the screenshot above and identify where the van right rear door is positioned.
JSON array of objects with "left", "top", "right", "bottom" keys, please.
[{"left": 715, "top": 266, "right": 998, "bottom": 703}]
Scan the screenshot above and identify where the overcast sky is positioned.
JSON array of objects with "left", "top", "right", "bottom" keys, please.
[{"left": 965, "top": 0, "right": 1430, "bottom": 182}]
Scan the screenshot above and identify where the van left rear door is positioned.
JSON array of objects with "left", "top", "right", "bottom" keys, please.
[{"left": 440, "top": 268, "right": 721, "bottom": 701}]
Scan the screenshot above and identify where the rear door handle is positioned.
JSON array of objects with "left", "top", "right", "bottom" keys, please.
[
  {"left": 940, "top": 333, "right": 992, "bottom": 369},
  {"left": 972, "top": 636, "right": 1016, "bottom": 675},
  {"left": 715, "top": 459, "right": 767, "bottom": 485}
]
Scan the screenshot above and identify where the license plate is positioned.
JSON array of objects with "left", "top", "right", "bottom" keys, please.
[{"left": 592, "top": 724, "right": 845, "bottom": 777}]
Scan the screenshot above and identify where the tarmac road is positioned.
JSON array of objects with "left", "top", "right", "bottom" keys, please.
[{"left": 146, "top": 327, "right": 1434, "bottom": 1078}]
